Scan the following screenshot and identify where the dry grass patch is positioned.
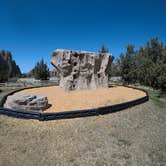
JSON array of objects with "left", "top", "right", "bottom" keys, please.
[{"left": 0, "top": 101, "right": 166, "bottom": 166}]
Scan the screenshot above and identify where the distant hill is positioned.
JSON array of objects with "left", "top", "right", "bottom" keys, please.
[{"left": 0, "top": 50, "right": 21, "bottom": 81}]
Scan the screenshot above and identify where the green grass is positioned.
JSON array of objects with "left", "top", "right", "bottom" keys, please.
[
  {"left": 147, "top": 89, "right": 166, "bottom": 108},
  {"left": 115, "top": 83, "right": 166, "bottom": 108}
]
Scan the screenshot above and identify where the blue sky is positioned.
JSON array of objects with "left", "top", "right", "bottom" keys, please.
[{"left": 0, "top": 0, "right": 166, "bottom": 73}]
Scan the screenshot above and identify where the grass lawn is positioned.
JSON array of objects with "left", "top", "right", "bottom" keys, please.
[{"left": 0, "top": 86, "right": 166, "bottom": 166}]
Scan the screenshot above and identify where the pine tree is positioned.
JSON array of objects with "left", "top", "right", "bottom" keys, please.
[
  {"left": 118, "top": 45, "right": 136, "bottom": 84},
  {"left": 99, "top": 45, "right": 109, "bottom": 53},
  {"left": 117, "top": 37, "right": 166, "bottom": 90},
  {"left": 34, "top": 59, "right": 50, "bottom": 80}
]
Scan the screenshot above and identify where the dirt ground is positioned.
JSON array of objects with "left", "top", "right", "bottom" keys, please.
[
  {"left": 5, "top": 86, "right": 146, "bottom": 112},
  {"left": 0, "top": 99, "right": 166, "bottom": 166}
]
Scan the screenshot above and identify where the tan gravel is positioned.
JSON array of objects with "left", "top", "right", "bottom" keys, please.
[{"left": 5, "top": 86, "right": 146, "bottom": 112}]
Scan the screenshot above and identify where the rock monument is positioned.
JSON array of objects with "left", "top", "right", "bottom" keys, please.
[
  {"left": 51, "top": 49, "right": 114, "bottom": 91},
  {"left": 6, "top": 94, "right": 49, "bottom": 112}
]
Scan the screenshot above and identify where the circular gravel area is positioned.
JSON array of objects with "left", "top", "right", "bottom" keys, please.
[{"left": 5, "top": 86, "right": 146, "bottom": 112}]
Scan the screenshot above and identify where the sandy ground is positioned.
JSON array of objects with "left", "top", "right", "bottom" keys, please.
[{"left": 5, "top": 86, "right": 146, "bottom": 112}]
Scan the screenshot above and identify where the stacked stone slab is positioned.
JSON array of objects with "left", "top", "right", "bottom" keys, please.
[{"left": 51, "top": 49, "right": 113, "bottom": 91}]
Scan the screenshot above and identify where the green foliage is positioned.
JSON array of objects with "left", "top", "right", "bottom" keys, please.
[
  {"left": 111, "top": 62, "right": 120, "bottom": 77},
  {"left": 118, "top": 45, "right": 137, "bottom": 84},
  {"left": 117, "top": 37, "right": 166, "bottom": 90},
  {"left": 99, "top": 45, "right": 109, "bottom": 53},
  {"left": 33, "top": 59, "right": 50, "bottom": 80}
]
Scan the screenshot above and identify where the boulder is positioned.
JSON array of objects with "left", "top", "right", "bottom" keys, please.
[
  {"left": 51, "top": 49, "right": 114, "bottom": 91},
  {"left": 6, "top": 94, "right": 48, "bottom": 112}
]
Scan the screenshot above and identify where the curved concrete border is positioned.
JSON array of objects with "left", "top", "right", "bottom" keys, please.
[{"left": 0, "top": 85, "right": 149, "bottom": 121}]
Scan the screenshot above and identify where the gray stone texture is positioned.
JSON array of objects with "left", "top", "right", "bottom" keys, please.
[
  {"left": 0, "top": 50, "right": 21, "bottom": 77},
  {"left": 6, "top": 94, "right": 48, "bottom": 112},
  {"left": 51, "top": 49, "right": 113, "bottom": 91}
]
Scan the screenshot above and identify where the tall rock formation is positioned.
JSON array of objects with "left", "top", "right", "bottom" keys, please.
[
  {"left": 0, "top": 50, "right": 21, "bottom": 81},
  {"left": 51, "top": 49, "right": 114, "bottom": 91}
]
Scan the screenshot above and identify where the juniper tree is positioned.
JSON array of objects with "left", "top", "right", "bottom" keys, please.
[
  {"left": 34, "top": 59, "right": 50, "bottom": 80},
  {"left": 99, "top": 45, "right": 109, "bottom": 53},
  {"left": 118, "top": 45, "right": 136, "bottom": 84},
  {"left": 117, "top": 37, "right": 166, "bottom": 90}
]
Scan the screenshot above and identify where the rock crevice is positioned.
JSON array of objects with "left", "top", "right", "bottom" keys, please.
[{"left": 51, "top": 49, "right": 113, "bottom": 91}]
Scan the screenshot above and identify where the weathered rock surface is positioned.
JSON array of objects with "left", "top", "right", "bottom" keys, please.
[
  {"left": 6, "top": 94, "right": 48, "bottom": 112},
  {"left": 0, "top": 50, "right": 21, "bottom": 81},
  {"left": 51, "top": 49, "right": 114, "bottom": 91}
]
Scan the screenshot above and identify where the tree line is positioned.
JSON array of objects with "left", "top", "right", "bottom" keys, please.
[
  {"left": 110, "top": 37, "right": 166, "bottom": 90},
  {"left": 0, "top": 49, "right": 50, "bottom": 82},
  {"left": 1, "top": 38, "right": 166, "bottom": 90}
]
